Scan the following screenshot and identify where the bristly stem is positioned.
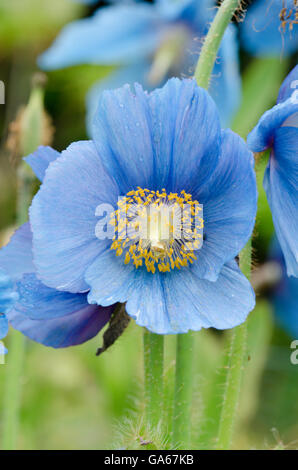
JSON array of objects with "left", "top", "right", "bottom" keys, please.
[
  {"left": 2, "top": 331, "right": 26, "bottom": 450},
  {"left": 2, "top": 78, "right": 45, "bottom": 450},
  {"left": 172, "top": 333, "right": 194, "bottom": 449},
  {"left": 144, "top": 331, "right": 164, "bottom": 431},
  {"left": 195, "top": 0, "right": 242, "bottom": 89},
  {"left": 216, "top": 241, "right": 251, "bottom": 450}
]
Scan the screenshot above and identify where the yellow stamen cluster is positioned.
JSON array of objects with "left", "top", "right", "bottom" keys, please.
[{"left": 110, "top": 187, "right": 204, "bottom": 274}]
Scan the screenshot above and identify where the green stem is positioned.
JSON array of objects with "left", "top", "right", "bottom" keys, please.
[
  {"left": 2, "top": 332, "right": 26, "bottom": 450},
  {"left": 172, "top": 333, "right": 194, "bottom": 449},
  {"left": 144, "top": 331, "right": 164, "bottom": 430},
  {"left": 216, "top": 241, "right": 251, "bottom": 450},
  {"left": 195, "top": 0, "right": 242, "bottom": 89}
]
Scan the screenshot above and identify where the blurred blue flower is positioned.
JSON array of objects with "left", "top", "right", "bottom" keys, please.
[
  {"left": 0, "top": 148, "right": 115, "bottom": 348},
  {"left": 0, "top": 268, "right": 17, "bottom": 341},
  {"left": 71, "top": 0, "right": 98, "bottom": 4},
  {"left": 270, "top": 239, "right": 298, "bottom": 338},
  {"left": 248, "top": 65, "right": 298, "bottom": 277},
  {"left": 241, "top": 0, "right": 298, "bottom": 57},
  {"left": 38, "top": 0, "right": 241, "bottom": 129},
  {"left": 29, "top": 78, "right": 256, "bottom": 335}
]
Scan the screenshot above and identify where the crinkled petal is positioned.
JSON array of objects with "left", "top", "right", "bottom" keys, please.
[
  {"left": 30, "top": 141, "right": 119, "bottom": 293},
  {"left": 148, "top": 78, "right": 221, "bottom": 192},
  {"left": 8, "top": 302, "right": 113, "bottom": 348},
  {"left": 38, "top": 4, "right": 163, "bottom": 69},
  {"left": 13, "top": 273, "right": 94, "bottom": 320},
  {"left": 127, "top": 260, "right": 255, "bottom": 334},
  {"left": 0, "top": 223, "right": 34, "bottom": 283},
  {"left": 192, "top": 129, "right": 257, "bottom": 281},
  {"left": 87, "top": 62, "right": 151, "bottom": 137},
  {"left": 93, "top": 78, "right": 221, "bottom": 194},
  {"left": 24, "top": 146, "right": 61, "bottom": 182},
  {"left": 264, "top": 127, "right": 298, "bottom": 277},
  {"left": 86, "top": 249, "right": 136, "bottom": 306},
  {"left": 86, "top": 253, "right": 255, "bottom": 334},
  {"left": 241, "top": 0, "right": 298, "bottom": 57},
  {"left": 247, "top": 98, "right": 298, "bottom": 152}
]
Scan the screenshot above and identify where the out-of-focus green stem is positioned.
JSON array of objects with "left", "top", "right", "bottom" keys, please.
[
  {"left": 216, "top": 241, "right": 251, "bottom": 450},
  {"left": 172, "top": 333, "right": 194, "bottom": 449},
  {"left": 195, "top": 0, "right": 242, "bottom": 89},
  {"left": 2, "top": 331, "right": 26, "bottom": 450},
  {"left": 2, "top": 78, "right": 45, "bottom": 450},
  {"left": 144, "top": 331, "right": 164, "bottom": 430}
]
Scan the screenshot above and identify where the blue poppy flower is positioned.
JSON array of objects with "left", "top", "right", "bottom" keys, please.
[
  {"left": 241, "top": 0, "right": 298, "bottom": 57},
  {"left": 247, "top": 65, "right": 298, "bottom": 277},
  {"left": 28, "top": 78, "right": 256, "bottom": 335},
  {"left": 0, "top": 148, "right": 115, "bottom": 348},
  {"left": 38, "top": 0, "right": 241, "bottom": 128},
  {"left": 269, "top": 239, "right": 298, "bottom": 338},
  {"left": 0, "top": 268, "right": 17, "bottom": 341}
]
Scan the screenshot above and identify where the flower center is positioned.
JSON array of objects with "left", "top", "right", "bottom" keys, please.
[{"left": 110, "top": 188, "right": 204, "bottom": 274}]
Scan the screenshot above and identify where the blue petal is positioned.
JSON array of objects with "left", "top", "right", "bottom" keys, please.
[
  {"left": 127, "top": 260, "right": 255, "bottom": 334},
  {"left": 87, "top": 62, "right": 151, "bottom": 137},
  {"left": 30, "top": 141, "right": 119, "bottom": 293},
  {"left": 147, "top": 78, "right": 221, "bottom": 193},
  {"left": 24, "top": 146, "right": 61, "bottom": 182},
  {"left": 247, "top": 98, "right": 298, "bottom": 152},
  {"left": 0, "top": 224, "right": 116, "bottom": 345},
  {"left": 241, "top": 0, "right": 298, "bottom": 57},
  {"left": 277, "top": 65, "right": 298, "bottom": 104},
  {"left": 8, "top": 302, "right": 113, "bottom": 348},
  {"left": 264, "top": 126, "right": 298, "bottom": 277},
  {"left": 86, "top": 253, "right": 255, "bottom": 334},
  {"left": 192, "top": 129, "right": 257, "bottom": 281},
  {"left": 0, "top": 223, "right": 34, "bottom": 283},
  {"left": 86, "top": 248, "right": 136, "bottom": 306},
  {"left": 92, "top": 78, "right": 221, "bottom": 194},
  {"left": 13, "top": 273, "right": 93, "bottom": 320},
  {"left": 38, "top": 4, "right": 163, "bottom": 70}
]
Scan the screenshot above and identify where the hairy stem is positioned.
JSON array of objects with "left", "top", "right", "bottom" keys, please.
[
  {"left": 172, "top": 333, "right": 194, "bottom": 449},
  {"left": 216, "top": 241, "right": 251, "bottom": 450},
  {"left": 195, "top": 0, "right": 242, "bottom": 89},
  {"left": 144, "top": 331, "right": 164, "bottom": 430}
]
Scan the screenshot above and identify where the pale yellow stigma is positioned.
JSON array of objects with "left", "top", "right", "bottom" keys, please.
[{"left": 109, "top": 187, "right": 204, "bottom": 274}]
